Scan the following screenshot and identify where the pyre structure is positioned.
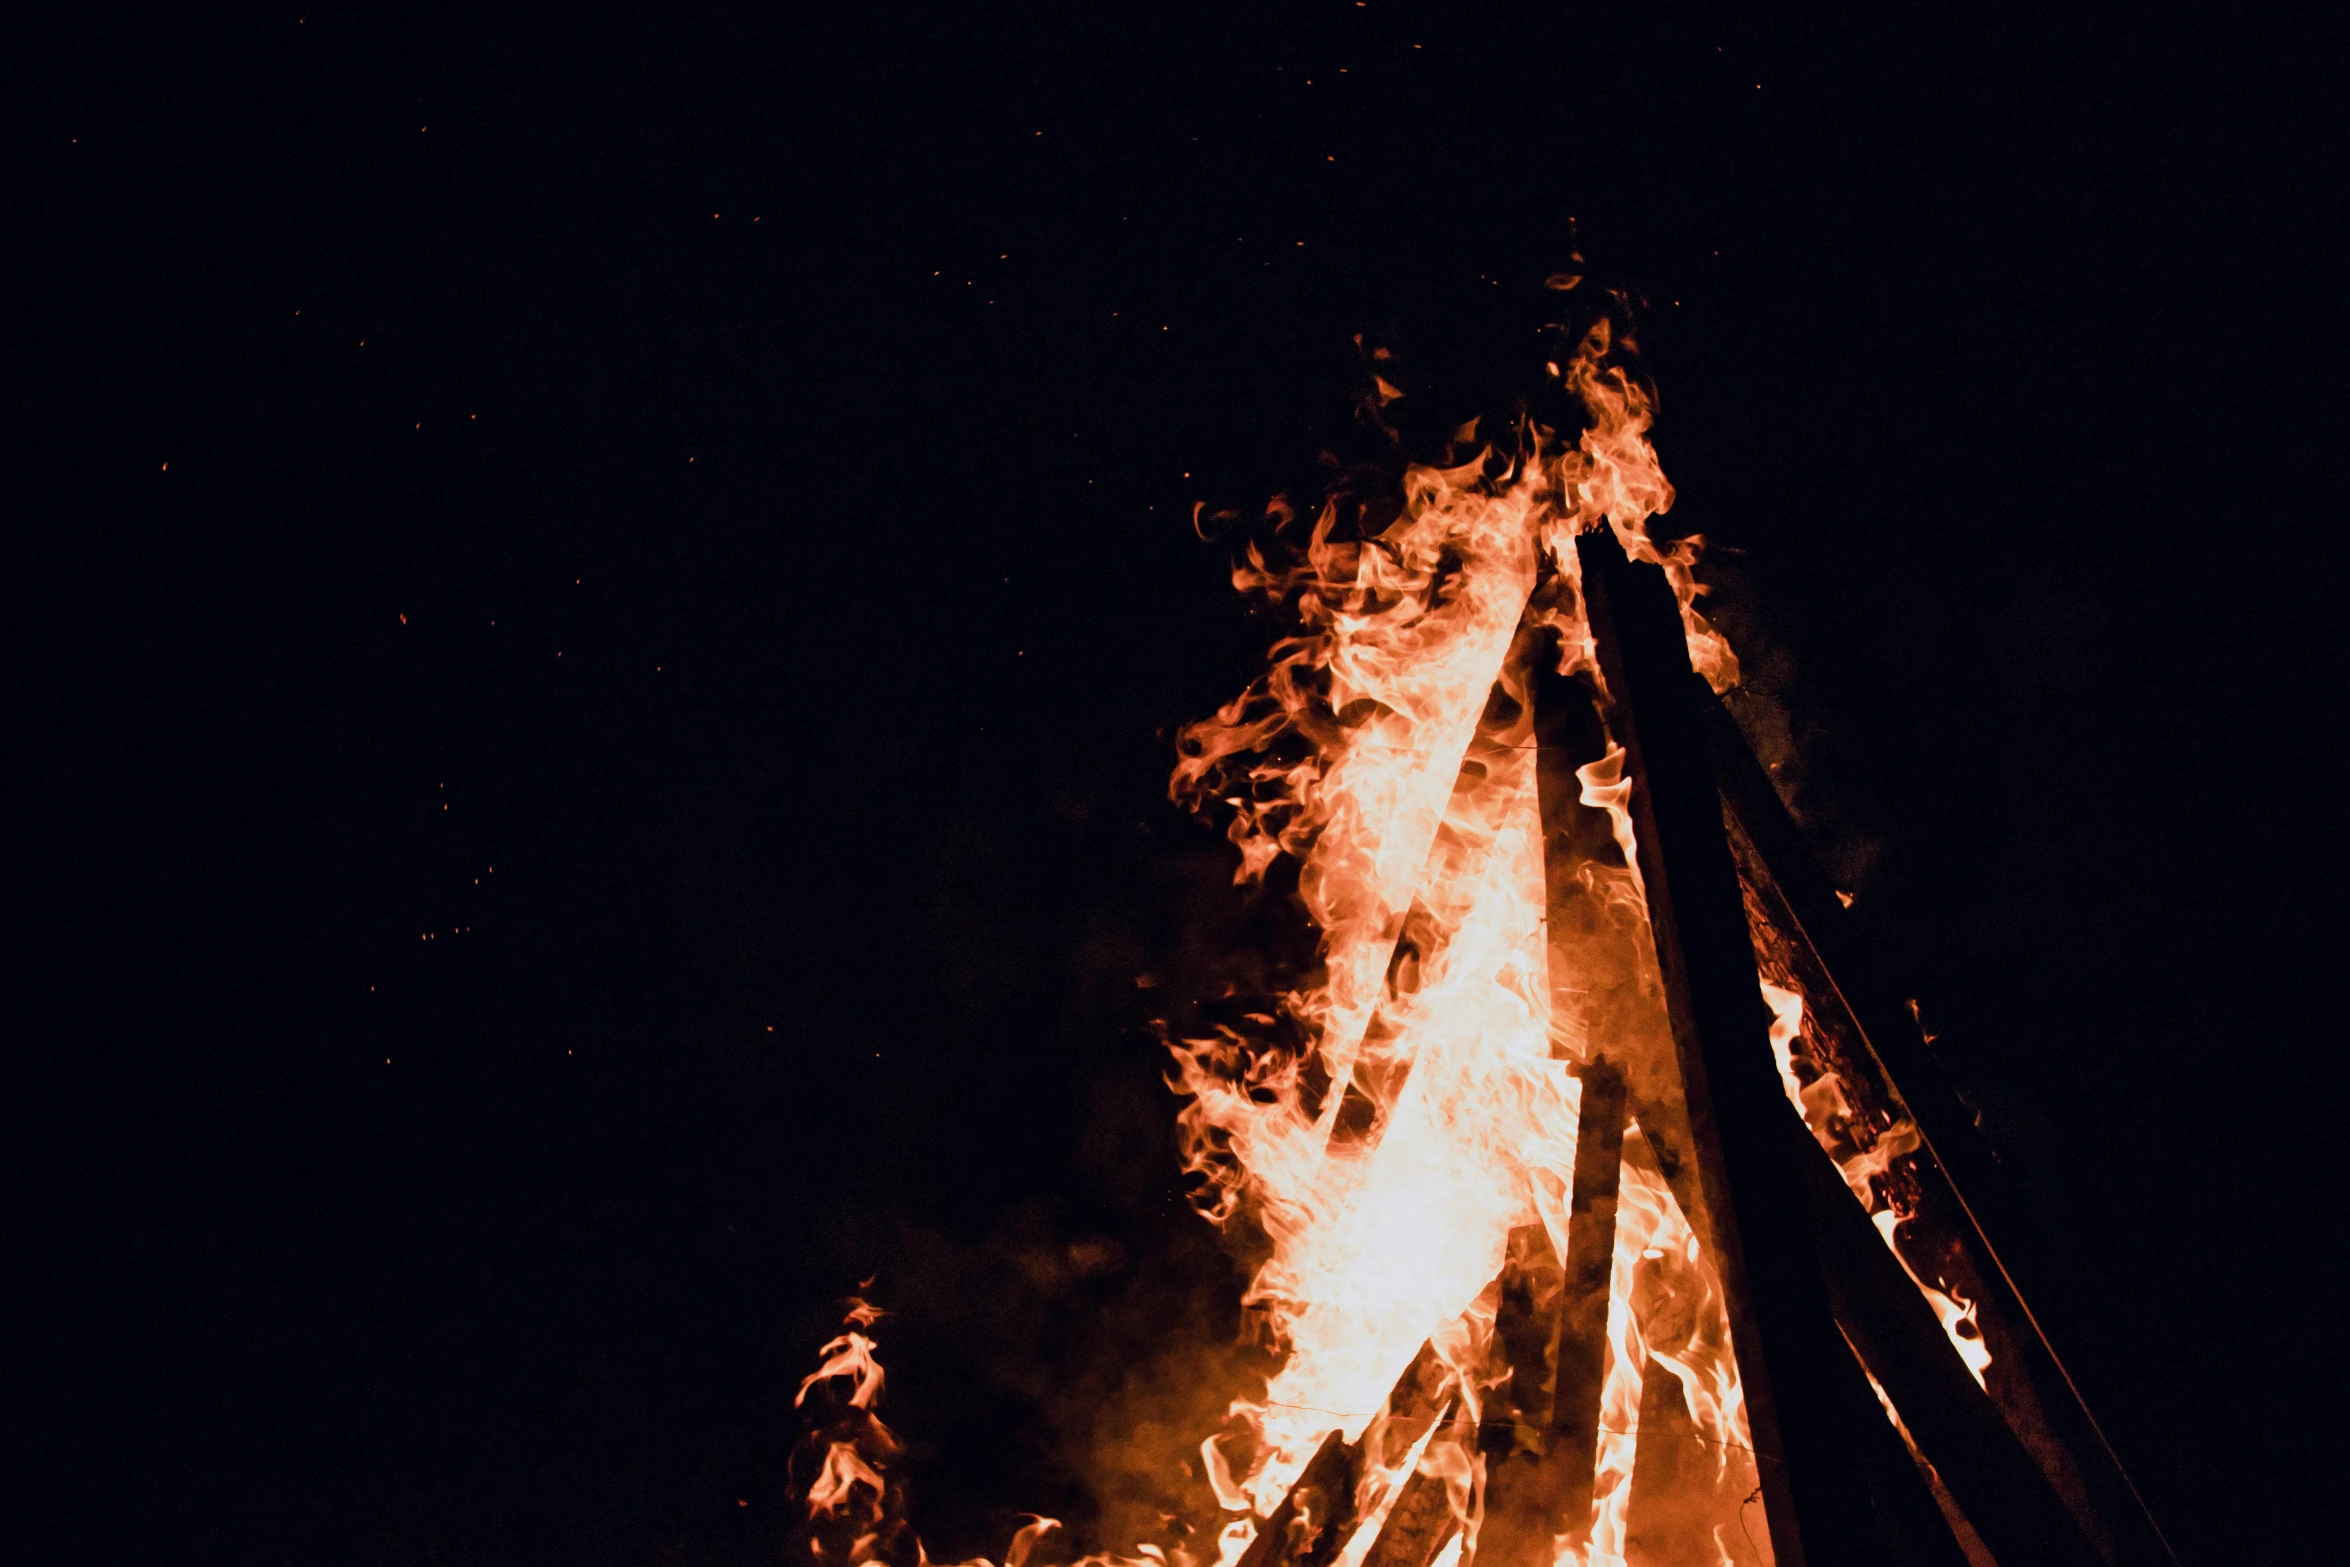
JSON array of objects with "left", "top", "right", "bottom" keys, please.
[
  {"left": 1570, "top": 529, "right": 2169, "bottom": 1567},
  {"left": 1208, "top": 504, "right": 2174, "bottom": 1567},
  {"left": 796, "top": 303, "right": 2178, "bottom": 1567}
]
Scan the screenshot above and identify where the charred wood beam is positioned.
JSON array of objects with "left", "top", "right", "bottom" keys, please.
[
  {"left": 1366, "top": 1339, "right": 1455, "bottom": 1469},
  {"left": 1795, "top": 1120, "right": 2107, "bottom": 1567},
  {"left": 1899, "top": 1171, "right": 2129, "bottom": 1558},
  {"left": 1846, "top": 1336, "right": 1982, "bottom": 1567},
  {"left": 1529, "top": 645, "right": 1644, "bottom": 1545},
  {"left": 1474, "top": 1226, "right": 1566, "bottom": 1567},
  {"left": 1233, "top": 1429, "right": 1360, "bottom": 1567},
  {"left": 1700, "top": 692, "right": 2035, "bottom": 1276},
  {"left": 1236, "top": 1340, "right": 1455, "bottom": 1567},
  {"left": 1531, "top": 653, "right": 1625, "bottom": 901},
  {"left": 1329, "top": 660, "right": 1542, "bottom": 1150},
  {"left": 1578, "top": 525, "right": 1883, "bottom": 1567},
  {"left": 1705, "top": 694, "right": 2179, "bottom": 1567},
  {"left": 1622, "top": 1365, "right": 1710, "bottom": 1567},
  {"left": 1851, "top": 1333, "right": 2002, "bottom": 1567},
  {"left": 1547, "top": 1059, "right": 1628, "bottom": 1542},
  {"left": 1359, "top": 1403, "right": 1469, "bottom": 1567}
]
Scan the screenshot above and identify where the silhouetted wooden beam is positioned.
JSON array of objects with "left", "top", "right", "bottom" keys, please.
[
  {"left": 1697, "top": 696, "right": 2008, "bottom": 1227},
  {"left": 1701, "top": 692, "right": 2064, "bottom": 1335},
  {"left": 1474, "top": 1225, "right": 1566, "bottom": 1567},
  {"left": 1794, "top": 1121, "right": 2107, "bottom": 1567},
  {"left": 1705, "top": 693, "right": 2179, "bottom": 1567},
  {"left": 1547, "top": 1058, "right": 1628, "bottom": 1542},
  {"left": 1578, "top": 525, "right": 1884, "bottom": 1567},
  {"left": 1622, "top": 1366, "right": 1709, "bottom": 1567},
  {"left": 1529, "top": 637, "right": 1651, "bottom": 1545},
  {"left": 1847, "top": 1336, "right": 1981, "bottom": 1567}
]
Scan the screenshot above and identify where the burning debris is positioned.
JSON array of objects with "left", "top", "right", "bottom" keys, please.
[{"left": 791, "top": 292, "right": 2173, "bottom": 1567}]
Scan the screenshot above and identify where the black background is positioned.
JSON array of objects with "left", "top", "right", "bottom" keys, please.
[{"left": 11, "top": 4, "right": 2343, "bottom": 1563}]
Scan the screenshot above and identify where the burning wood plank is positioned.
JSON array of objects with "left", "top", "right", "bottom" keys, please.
[
  {"left": 1233, "top": 1339, "right": 1455, "bottom": 1567},
  {"left": 1707, "top": 691, "right": 2178, "bottom": 1567},
  {"left": 1580, "top": 523, "right": 1886, "bottom": 1567},
  {"left": 1546, "top": 1056, "right": 1628, "bottom": 1543},
  {"left": 1230, "top": 1428, "right": 1360, "bottom": 1567},
  {"left": 1357, "top": 1401, "right": 1469, "bottom": 1567},
  {"left": 1622, "top": 1363, "right": 1721, "bottom": 1567},
  {"left": 1362, "top": 1338, "right": 1455, "bottom": 1467},
  {"left": 1323, "top": 655, "right": 1550, "bottom": 1152},
  {"left": 1473, "top": 1224, "right": 1567, "bottom": 1567},
  {"left": 1795, "top": 1117, "right": 2106, "bottom": 1567}
]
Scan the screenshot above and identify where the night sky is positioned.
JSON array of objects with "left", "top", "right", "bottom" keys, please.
[{"left": 14, "top": 5, "right": 2342, "bottom": 1564}]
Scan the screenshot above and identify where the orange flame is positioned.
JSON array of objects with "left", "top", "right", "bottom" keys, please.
[
  {"left": 797, "top": 1331, "right": 886, "bottom": 1411},
  {"left": 1165, "top": 316, "right": 1764, "bottom": 1565},
  {"left": 793, "top": 307, "right": 1982, "bottom": 1567}
]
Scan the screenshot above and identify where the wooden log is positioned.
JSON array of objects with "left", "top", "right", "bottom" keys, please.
[
  {"left": 1358, "top": 1471, "right": 1457, "bottom": 1567},
  {"left": 1699, "top": 691, "right": 2037, "bottom": 1281},
  {"left": 1846, "top": 1337, "right": 1981, "bottom": 1567},
  {"left": 1234, "top": 1338, "right": 1456, "bottom": 1567},
  {"left": 1528, "top": 643, "right": 1652, "bottom": 1547},
  {"left": 1577, "top": 525, "right": 1884, "bottom": 1567},
  {"left": 1622, "top": 1364, "right": 1711, "bottom": 1567},
  {"left": 1794, "top": 1118, "right": 2107, "bottom": 1567},
  {"left": 1232, "top": 1429, "right": 1360, "bottom": 1567},
  {"left": 1546, "top": 1058, "right": 1628, "bottom": 1542},
  {"left": 1363, "top": 1339, "right": 1455, "bottom": 1472},
  {"left": 1705, "top": 692, "right": 2179, "bottom": 1567},
  {"left": 1530, "top": 649, "right": 1687, "bottom": 1114},
  {"left": 1359, "top": 1402, "right": 1468, "bottom": 1567},
  {"left": 1331, "top": 653, "right": 1547, "bottom": 1151},
  {"left": 1472, "top": 1225, "right": 1566, "bottom": 1567}
]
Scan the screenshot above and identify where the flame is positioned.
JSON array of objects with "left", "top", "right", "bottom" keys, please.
[
  {"left": 791, "top": 309, "right": 1977, "bottom": 1567},
  {"left": 811, "top": 1442, "right": 889, "bottom": 1519},
  {"left": 1165, "top": 317, "right": 1763, "bottom": 1565},
  {"left": 1754, "top": 936, "right": 1991, "bottom": 1388},
  {"left": 797, "top": 1330, "right": 887, "bottom": 1411}
]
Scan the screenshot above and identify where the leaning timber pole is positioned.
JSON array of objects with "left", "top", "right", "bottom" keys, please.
[
  {"left": 1575, "top": 525, "right": 1884, "bottom": 1567},
  {"left": 1703, "top": 694, "right": 2179, "bottom": 1567}
]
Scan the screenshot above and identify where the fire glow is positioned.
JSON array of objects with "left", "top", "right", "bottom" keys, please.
[{"left": 792, "top": 312, "right": 1999, "bottom": 1567}]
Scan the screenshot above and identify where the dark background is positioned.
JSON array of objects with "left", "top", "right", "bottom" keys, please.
[{"left": 10, "top": 4, "right": 2342, "bottom": 1563}]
